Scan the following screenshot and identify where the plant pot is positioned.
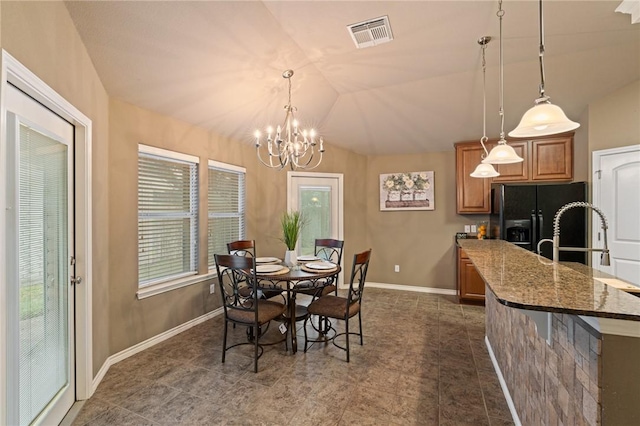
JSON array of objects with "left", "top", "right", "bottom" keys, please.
[{"left": 284, "top": 250, "right": 298, "bottom": 267}]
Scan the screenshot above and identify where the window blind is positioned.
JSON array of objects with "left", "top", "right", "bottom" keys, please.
[
  {"left": 18, "top": 123, "right": 69, "bottom": 425},
  {"left": 208, "top": 163, "right": 245, "bottom": 268},
  {"left": 138, "top": 149, "right": 198, "bottom": 286}
]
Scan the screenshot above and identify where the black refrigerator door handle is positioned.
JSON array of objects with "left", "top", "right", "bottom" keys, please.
[
  {"left": 531, "top": 210, "right": 537, "bottom": 249},
  {"left": 538, "top": 211, "right": 544, "bottom": 243}
]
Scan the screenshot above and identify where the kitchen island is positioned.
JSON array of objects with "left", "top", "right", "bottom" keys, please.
[{"left": 458, "top": 239, "right": 640, "bottom": 426}]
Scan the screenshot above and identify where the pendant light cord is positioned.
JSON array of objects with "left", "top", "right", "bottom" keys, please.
[
  {"left": 480, "top": 39, "right": 489, "bottom": 156},
  {"left": 497, "top": 0, "right": 506, "bottom": 141},
  {"left": 538, "top": 0, "right": 546, "bottom": 99}
]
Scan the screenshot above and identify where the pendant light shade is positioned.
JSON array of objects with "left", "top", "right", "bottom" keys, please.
[
  {"left": 508, "top": 98, "right": 579, "bottom": 137},
  {"left": 482, "top": 141, "right": 524, "bottom": 164},
  {"left": 470, "top": 162, "right": 500, "bottom": 178},
  {"left": 509, "top": 0, "right": 579, "bottom": 138}
]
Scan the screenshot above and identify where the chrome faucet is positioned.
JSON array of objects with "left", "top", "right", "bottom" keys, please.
[{"left": 537, "top": 201, "right": 610, "bottom": 266}]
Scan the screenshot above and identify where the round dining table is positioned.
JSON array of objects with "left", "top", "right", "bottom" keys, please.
[{"left": 255, "top": 262, "right": 341, "bottom": 353}]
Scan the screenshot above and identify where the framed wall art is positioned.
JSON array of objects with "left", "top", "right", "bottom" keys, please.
[{"left": 379, "top": 171, "right": 434, "bottom": 211}]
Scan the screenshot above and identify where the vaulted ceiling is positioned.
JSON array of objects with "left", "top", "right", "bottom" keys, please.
[{"left": 65, "top": 1, "right": 640, "bottom": 155}]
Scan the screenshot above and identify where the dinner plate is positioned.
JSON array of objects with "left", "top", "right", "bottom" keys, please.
[
  {"left": 297, "top": 255, "right": 319, "bottom": 261},
  {"left": 255, "top": 264, "right": 284, "bottom": 273},
  {"left": 305, "top": 261, "right": 335, "bottom": 270},
  {"left": 255, "top": 257, "right": 280, "bottom": 264}
]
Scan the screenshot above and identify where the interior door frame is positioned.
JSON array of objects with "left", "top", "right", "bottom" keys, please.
[
  {"left": 591, "top": 144, "right": 640, "bottom": 270},
  {"left": 0, "top": 49, "right": 94, "bottom": 424},
  {"left": 287, "top": 171, "right": 344, "bottom": 240},
  {"left": 287, "top": 171, "right": 344, "bottom": 276}
]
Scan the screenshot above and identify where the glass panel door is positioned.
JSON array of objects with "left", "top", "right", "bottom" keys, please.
[
  {"left": 298, "top": 186, "right": 332, "bottom": 256},
  {"left": 288, "top": 173, "right": 343, "bottom": 286},
  {"left": 5, "top": 85, "right": 75, "bottom": 425}
]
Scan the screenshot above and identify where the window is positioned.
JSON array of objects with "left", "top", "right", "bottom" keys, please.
[
  {"left": 138, "top": 145, "right": 199, "bottom": 287},
  {"left": 208, "top": 160, "right": 246, "bottom": 268}
]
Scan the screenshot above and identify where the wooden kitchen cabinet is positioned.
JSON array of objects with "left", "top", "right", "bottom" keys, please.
[
  {"left": 455, "top": 133, "right": 573, "bottom": 214},
  {"left": 531, "top": 136, "right": 573, "bottom": 181},
  {"left": 455, "top": 142, "right": 493, "bottom": 214},
  {"left": 491, "top": 140, "right": 529, "bottom": 182},
  {"left": 457, "top": 246, "right": 485, "bottom": 304}
]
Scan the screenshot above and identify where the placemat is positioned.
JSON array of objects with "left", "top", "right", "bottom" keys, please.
[{"left": 257, "top": 266, "right": 290, "bottom": 276}]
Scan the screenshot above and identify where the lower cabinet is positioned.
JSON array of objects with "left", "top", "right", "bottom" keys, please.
[{"left": 457, "top": 246, "right": 485, "bottom": 303}]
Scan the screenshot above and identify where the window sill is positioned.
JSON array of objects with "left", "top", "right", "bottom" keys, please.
[{"left": 137, "top": 272, "right": 217, "bottom": 300}]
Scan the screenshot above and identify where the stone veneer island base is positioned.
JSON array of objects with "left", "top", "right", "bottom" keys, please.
[{"left": 458, "top": 239, "right": 640, "bottom": 426}]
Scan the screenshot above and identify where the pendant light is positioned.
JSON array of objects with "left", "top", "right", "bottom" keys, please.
[
  {"left": 482, "top": 0, "right": 524, "bottom": 165},
  {"left": 508, "top": 0, "right": 579, "bottom": 137},
  {"left": 470, "top": 36, "right": 500, "bottom": 178}
]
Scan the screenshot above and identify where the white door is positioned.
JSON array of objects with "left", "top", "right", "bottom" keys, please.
[
  {"left": 592, "top": 145, "right": 640, "bottom": 286},
  {"left": 287, "top": 172, "right": 344, "bottom": 280},
  {"left": 5, "top": 85, "right": 76, "bottom": 425}
]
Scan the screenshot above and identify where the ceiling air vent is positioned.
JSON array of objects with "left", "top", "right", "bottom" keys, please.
[{"left": 347, "top": 15, "right": 393, "bottom": 49}]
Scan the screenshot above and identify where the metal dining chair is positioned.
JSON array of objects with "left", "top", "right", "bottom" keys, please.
[
  {"left": 227, "top": 240, "right": 284, "bottom": 301},
  {"left": 295, "top": 238, "right": 344, "bottom": 297},
  {"left": 303, "top": 249, "right": 371, "bottom": 362},
  {"left": 214, "top": 254, "right": 287, "bottom": 373}
]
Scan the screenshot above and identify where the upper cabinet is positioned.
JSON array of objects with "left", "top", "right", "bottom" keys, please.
[
  {"left": 455, "top": 133, "right": 574, "bottom": 214},
  {"left": 491, "top": 140, "right": 529, "bottom": 182},
  {"left": 530, "top": 137, "right": 573, "bottom": 181},
  {"left": 455, "top": 142, "right": 493, "bottom": 214}
]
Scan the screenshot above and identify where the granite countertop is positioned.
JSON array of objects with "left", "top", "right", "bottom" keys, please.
[{"left": 457, "top": 239, "right": 640, "bottom": 321}]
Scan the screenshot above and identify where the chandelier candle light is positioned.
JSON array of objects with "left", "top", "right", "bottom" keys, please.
[
  {"left": 470, "top": 36, "right": 500, "bottom": 178},
  {"left": 508, "top": 0, "right": 579, "bottom": 137},
  {"left": 255, "top": 70, "right": 324, "bottom": 170},
  {"left": 482, "top": 0, "right": 524, "bottom": 165}
]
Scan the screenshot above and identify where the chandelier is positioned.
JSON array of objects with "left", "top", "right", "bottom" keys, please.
[{"left": 254, "top": 70, "right": 324, "bottom": 170}]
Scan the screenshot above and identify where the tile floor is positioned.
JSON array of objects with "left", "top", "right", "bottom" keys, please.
[{"left": 71, "top": 288, "right": 513, "bottom": 425}]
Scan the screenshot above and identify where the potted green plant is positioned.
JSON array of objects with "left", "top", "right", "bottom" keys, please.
[{"left": 280, "top": 210, "right": 304, "bottom": 266}]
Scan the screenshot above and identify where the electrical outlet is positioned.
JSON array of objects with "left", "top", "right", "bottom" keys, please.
[
  {"left": 470, "top": 225, "right": 477, "bottom": 233},
  {"left": 209, "top": 284, "right": 215, "bottom": 294},
  {"left": 394, "top": 265, "right": 400, "bottom": 273},
  {"left": 464, "top": 225, "right": 471, "bottom": 233}
]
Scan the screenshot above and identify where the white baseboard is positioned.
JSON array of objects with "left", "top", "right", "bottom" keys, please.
[
  {"left": 485, "top": 336, "right": 522, "bottom": 426},
  {"left": 91, "top": 307, "right": 223, "bottom": 394},
  {"left": 348, "top": 281, "right": 456, "bottom": 296}
]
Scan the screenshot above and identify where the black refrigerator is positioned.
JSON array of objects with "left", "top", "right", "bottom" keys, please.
[{"left": 489, "top": 182, "right": 587, "bottom": 264}]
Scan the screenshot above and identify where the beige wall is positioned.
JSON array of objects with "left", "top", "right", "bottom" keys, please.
[
  {"left": 589, "top": 80, "right": 640, "bottom": 153},
  {"left": 573, "top": 109, "right": 590, "bottom": 183},
  {"left": 367, "top": 151, "right": 472, "bottom": 289},
  {"left": 1, "top": 0, "right": 111, "bottom": 376},
  {"left": 109, "top": 99, "right": 220, "bottom": 353}
]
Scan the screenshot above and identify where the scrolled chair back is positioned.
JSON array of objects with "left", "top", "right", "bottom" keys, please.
[
  {"left": 347, "top": 249, "right": 372, "bottom": 305},
  {"left": 214, "top": 254, "right": 259, "bottom": 314},
  {"left": 315, "top": 238, "right": 344, "bottom": 264},
  {"left": 227, "top": 240, "right": 256, "bottom": 257}
]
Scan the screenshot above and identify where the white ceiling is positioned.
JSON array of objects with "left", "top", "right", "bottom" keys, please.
[{"left": 65, "top": 1, "right": 640, "bottom": 155}]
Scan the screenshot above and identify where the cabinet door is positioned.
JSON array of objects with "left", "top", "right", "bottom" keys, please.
[
  {"left": 531, "top": 137, "right": 573, "bottom": 181},
  {"left": 460, "top": 258, "right": 486, "bottom": 301},
  {"left": 492, "top": 140, "right": 529, "bottom": 182},
  {"left": 456, "top": 143, "right": 492, "bottom": 214},
  {"left": 457, "top": 248, "right": 486, "bottom": 303}
]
